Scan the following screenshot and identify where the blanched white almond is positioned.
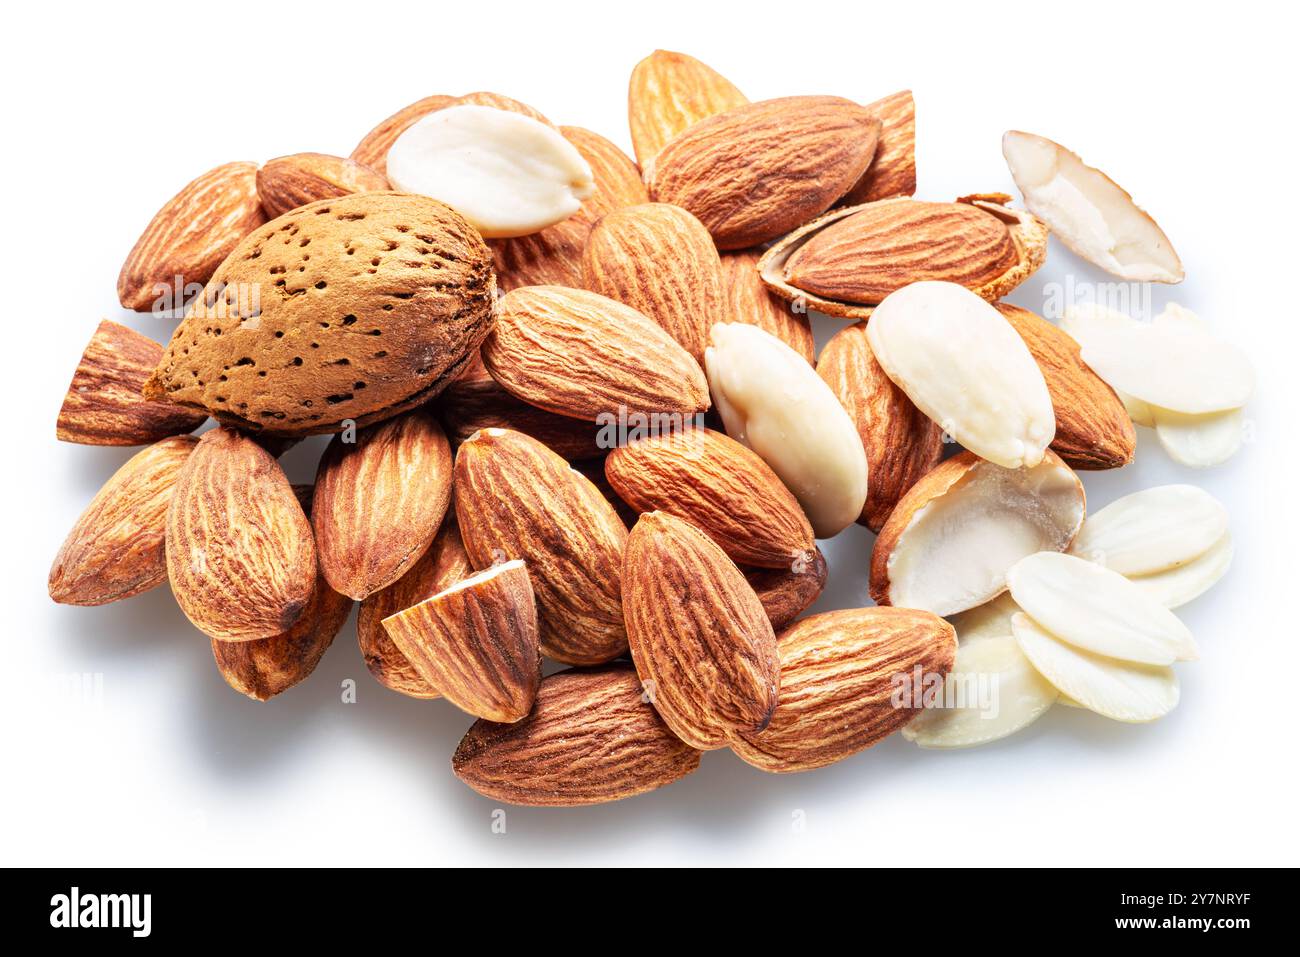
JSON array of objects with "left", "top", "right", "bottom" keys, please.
[
  {"left": 1130, "top": 532, "right": 1233, "bottom": 609},
  {"left": 1119, "top": 390, "right": 1156, "bottom": 428},
  {"left": 387, "top": 105, "right": 595, "bottom": 238},
  {"left": 1069, "top": 485, "right": 1228, "bottom": 575},
  {"left": 870, "top": 451, "right": 1084, "bottom": 617},
  {"left": 947, "top": 592, "right": 1022, "bottom": 646},
  {"left": 1007, "top": 552, "right": 1197, "bottom": 665},
  {"left": 705, "top": 322, "right": 868, "bottom": 538},
  {"left": 1012, "top": 614, "right": 1179, "bottom": 723},
  {"left": 1002, "top": 131, "right": 1183, "bottom": 283},
  {"left": 866, "top": 281, "right": 1055, "bottom": 469},
  {"left": 902, "top": 635, "right": 1057, "bottom": 749}
]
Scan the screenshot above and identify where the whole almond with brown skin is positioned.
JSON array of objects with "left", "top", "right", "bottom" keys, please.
[
  {"left": 452, "top": 665, "right": 701, "bottom": 806},
  {"left": 351, "top": 93, "right": 456, "bottom": 175},
  {"left": 817, "top": 321, "right": 944, "bottom": 531},
  {"left": 744, "top": 547, "right": 828, "bottom": 631},
  {"left": 995, "top": 303, "right": 1137, "bottom": 469},
  {"left": 383, "top": 560, "right": 540, "bottom": 722},
  {"left": 454, "top": 428, "right": 628, "bottom": 665},
  {"left": 166, "top": 427, "right": 317, "bottom": 641},
  {"left": 582, "top": 203, "right": 723, "bottom": 363},
  {"left": 357, "top": 517, "right": 472, "bottom": 699},
  {"left": 623, "top": 511, "right": 779, "bottom": 750},
  {"left": 719, "top": 250, "right": 815, "bottom": 364},
  {"left": 49, "top": 435, "right": 197, "bottom": 606},
  {"left": 645, "top": 96, "right": 881, "bottom": 250},
  {"left": 628, "top": 49, "right": 747, "bottom": 167},
  {"left": 57, "top": 320, "right": 206, "bottom": 446},
  {"left": 573, "top": 458, "right": 640, "bottom": 528},
  {"left": 256, "top": 153, "right": 389, "bottom": 219},
  {"left": 118, "top": 162, "right": 267, "bottom": 312},
  {"left": 482, "top": 286, "right": 710, "bottom": 422},
  {"left": 731, "top": 607, "right": 956, "bottom": 773},
  {"left": 842, "top": 90, "right": 917, "bottom": 205},
  {"left": 605, "top": 428, "right": 813, "bottom": 568},
  {"left": 312, "top": 408, "right": 452, "bottom": 600}
]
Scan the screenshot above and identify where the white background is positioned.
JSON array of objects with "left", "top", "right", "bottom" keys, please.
[{"left": 4, "top": 0, "right": 1297, "bottom": 866}]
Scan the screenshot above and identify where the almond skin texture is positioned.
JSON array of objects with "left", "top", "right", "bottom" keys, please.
[
  {"left": 57, "top": 320, "right": 206, "bottom": 445},
  {"left": 744, "top": 547, "right": 829, "bottom": 631},
  {"left": 842, "top": 90, "right": 917, "bottom": 204},
  {"left": 817, "top": 322, "right": 943, "bottom": 531},
  {"left": 357, "top": 517, "right": 472, "bottom": 699},
  {"left": 452, "top": 665, "right": 701, "bottom": 807},
  {"left": 645, "top": 96, "right": 881, "bottom": 250},
  {"left": 731, "top": 607, "right": 957, "bottom": 773},
  {"left": 49, "top": 435, "right": 198, "bottom": 606},
  {"left": 351, "top": 94, "right": 457, "bottom": 176},
  {"left": 623, "top": 511, "right": 779, "bottom": 750},
  {"left": 719, "top": 250, "right": 815, "bottom": 364},
  {"left": 257, "top": 153, "right": 389, "bottom": 219},
  {"left": 491, "top": 126, "right": 648, "bottom": 292},
  {"left": 118, "top": 162, "right": 267, "bottom": 312},
  {"left": 312, "top": 409, "right": 452, "bottom": 600},
  {"left": 605, "top": 428, "right": 814, "bottom": 568},
  {"left": 481, "top": 286, "right": 709, "bottom": 422},
  {"left": 454, "top": 429, "right": 629, "bottom": 665},
  {"left": 996, "top": 303, "right": 1136, "bottom": 470},
  {"left": 628, "top": 49, "right": 747, "bottom": 167},
  {"left": 166, "top": 427, "right": 317, "bottom": 641},
  {"left": 143, "top": 192, "right": 496, "bottom": 436},
  {"left": 383, "top": 560, "right": 540, "bottom": 722},
  {"left": 582, "top": 203, "right": 724, "bottom": 363}
]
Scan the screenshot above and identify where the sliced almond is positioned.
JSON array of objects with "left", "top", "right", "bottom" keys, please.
[
  {"left": 1129, "top": 532, "right": 1233, "bottom": 609},
  {"left": 1012, "top": 614, "right": 1179, "bottom": 723},
  {"left": 1154, "top": 407, "right": 1245, "bottom": 468},
  {"left": 946, "top": 592, "right": 1022, "bottom": 646},
  {"left": 1002, "top": 130, "right": 1183, "bottom": 283},
  {"left": 1007, "top": 552, "right": 1197, "bottom": 665},
  {"left": 1069, "top": 484, "right": 1228, "bottom": 576}
]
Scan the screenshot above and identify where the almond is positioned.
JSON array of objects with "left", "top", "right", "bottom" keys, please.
[
  {"left": 731, "top": 607, "right": 956, "bottom": 773},
  {"left": 450, "top": 91, "right": 553, "bottom": 125},
  {"left": 622, "top": 511, "right": 779, "bottom": 749},
  {"left": 454, "top": 428, "right": 628, "bottom": 665},
  {"left": 582, "top": 202, "right": 723, "bottom": 362},
  {"left": 452, "top": 665, "right": 701, "bottom": 806},
  {"left": 645, "top": 96, "right": 881, "bottom": 250},
  {"left": 382, "top": 560, "right": 540, "bottom": 722},
  {"left": 57, "top": 320, "right": 206, "bottom": 446},
  {"left": 627, "top": 49, "right": 747, "bottom": 167},
  {"left": 572, "top": 457, "right": 640, "bottom": 529},
  {"left": 49, "top": 435, "right": 197, "bottom": 606},
  {"left": 842, "top": 90, "right": 917, "bottom": 204},
  {"left": 256, "top": 152, "right": 388, "bottom": 219},
  {"left": 718, "top": 250, "right": 815, "bottom": 364},
  {"left": 1128, "top": 533, "right": 1234, "bottom": 610},
  {"left": 816, "top": 321, "right": 943, "bottom": 531},
  {"left": 312, "top": 408, "right": 452, "bottom": 600},
  {"left": 481, "top": 286, "right": 709, "bottom": 422},
  {"left": 995, "top": 303, "right": 1136, "bottom": 470},
  {"left": 744, "top": 547, "right": 828, "bottom": 631},
  {"left": 351, "top": 93, "right": 456, "bottom": 176},
  {"left": 1069, "top": 484, "right": 1228, "bottom": 576},
  {"left": 118, "top": 162, "right": 267, "bottom": 312},
  {"left": 604, "top": 427, "right": 814, "bottom": 568},
  {"left": 166, "top": 427, "right": 317, "bottom": 641}
]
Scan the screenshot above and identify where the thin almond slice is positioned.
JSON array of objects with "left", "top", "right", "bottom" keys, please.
[
  {"left": 1120, "top": 390, "right": 1156, "bottom": 428},
  {"left": 842, "top": 90, "right": 916, "bottom": 204},
  {"left": 1129, "top": 532, "right": 1233, "bottom": 609},
  {"left": 1069, "top": 484, "right": 1228, "bottom": 576},
  {"left": 743, "top": 547, "right": 828, "bottom": 631},
  {"left": 1012, "top": 614, "right": 1179, "bottom": 723},
  {"left": 705, "top": 322, "right": 868, "bottom": 538},
  {"left": 1153, "top": 406, "right": 1245, "bottom": 468},
  {"left": 870, "top": 451, "right": 1084, "bottom": 616},
  {"left": 718, "top": 250, "right": 815, "bottom": 364},
  {"left": 627, "top": 49, "right": 748, "bottom": 167},
  {"left": 1002, "top": 131, "right": 1183, "bottom": 283},
  {"left": 382, "top": 560, "right": 540, "bottom": 723},
  {"left": 946, "top": 592, "right": 1022, "bottom": 646},
  {"left": 902, "top": 635, "right": 1058, "bottom": 749},
  {"left": 1007, "top": 552, "right": 1197, "bottom": 665},
  {"left": 386, "top": 105, "right": 595, "bottom": 238},
  {"left": 866, "top": 281, "right": 1056, "bottom": 469}
]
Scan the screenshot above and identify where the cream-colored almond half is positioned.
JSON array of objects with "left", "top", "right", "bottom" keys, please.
[
  {"left": 387, "top": 105, "right": 594, "bottom": 238},
  {"left": 866, "top": 281, "right": 1054, "bottom": 469},
  {"left": 946, "top": 592, "right": 1022, "bottom": 646},
  {"left": 1007, "top": 552, "right": 1197, "bottom": 665},
  {"left": 1069, "top": 484, "right": 1228, "bottom": 576},
  {"left": 705, "top": 322, "right": 867, "bottom": 538},
  {"left": 1012, "top": 614, "right": 1179, "bottom": 723},
  {"left": 902, "top": 634, "right": 1058, "bottom": 749},
  {"left": 1129, "top": 532, "right": 1233, "bottom": 609},
  {"left": 1002, "top": 130, "right": 1183, "bottom": 283}
]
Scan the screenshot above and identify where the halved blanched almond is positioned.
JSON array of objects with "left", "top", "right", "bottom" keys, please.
[
  {"left": 1002, "top": 130, "right": 1183, "bottom": 283},
  {"left": 1012, "top": 614, "right": 1179, "bottom": 723},
  {"left": 1069, "top": 484, "right": 1228, "bottom": 576},
  {"left": 1007, "top": 552, "right": 1197, "bottom": 665},
  {"left": 870, "top": 451, "right": 1084, "bottom": 616},
  {"left": 902, "top": 635, "right": 1058, "bottom": 749},
  {"left": 866, "top": 282, "right": 1055, "bottom": 469},
  {"left": 946, "top": 592, "right": 1022, "bottom": 646},
  {"left": 1130, "top": 532, "right": 1233, "bottom": 609}
]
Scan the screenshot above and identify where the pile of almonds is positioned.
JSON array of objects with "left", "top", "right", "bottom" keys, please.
[{"left": 51, "top": 51, "right": 1254, "bottom": 806}]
